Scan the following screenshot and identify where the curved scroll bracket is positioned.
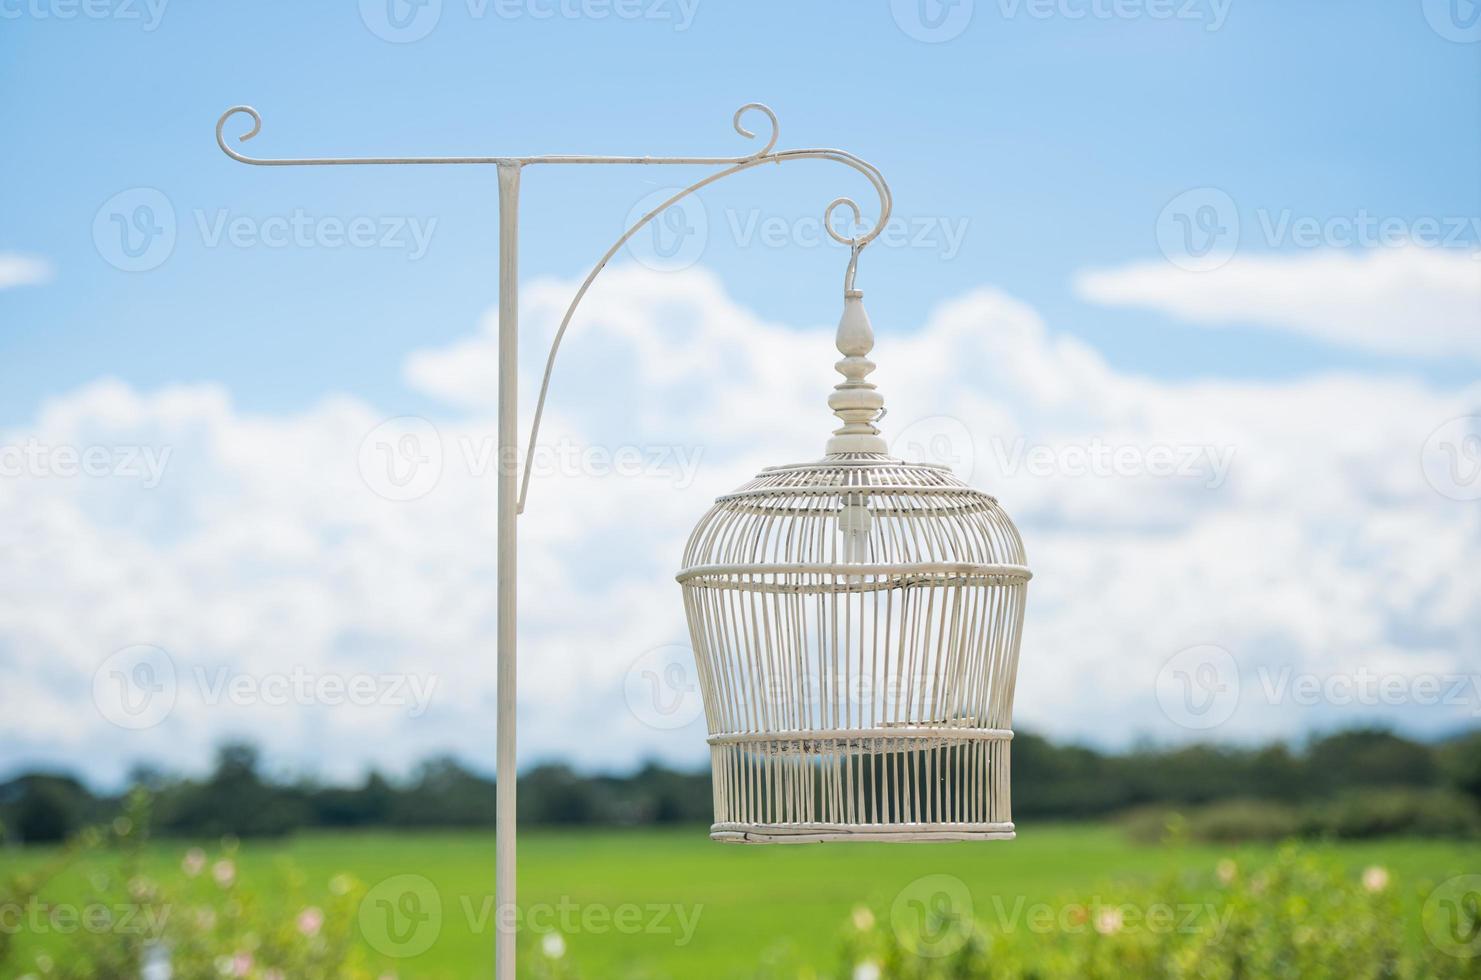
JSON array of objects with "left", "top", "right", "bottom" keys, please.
[
  {"left": 212, "top": 101, "right": 894, "bottom": 513},
  {"left": 515, "top": 145, "right": 892, "bottom": 513}
]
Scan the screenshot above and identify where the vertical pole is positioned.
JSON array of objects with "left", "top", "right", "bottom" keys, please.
[{"left": 495, "top": 161, "right": 520, "bottom": 980}]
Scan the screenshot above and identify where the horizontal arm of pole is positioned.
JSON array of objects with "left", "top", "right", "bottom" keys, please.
[
  {"left": 216, "top": 102, "right": 790, "bottom": 167},
  {"left": 214, "top": 101, "right": 895, "bottom": 514}
]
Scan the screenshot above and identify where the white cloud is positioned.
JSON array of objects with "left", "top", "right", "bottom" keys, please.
[
  {"left": 1075, "top": 246, "right": 1481, "bottom": 359},
  {"left": 0, "top": 252, "right": 54, "bottom": 290},
  {"left": 3, "top": 266, "right": 1478, "bottom": 786}
]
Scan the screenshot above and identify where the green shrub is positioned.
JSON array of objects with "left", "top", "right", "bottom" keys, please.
[
  {"left": 1310, "top": 788, "right": 1481, "bottom": 840},
  {"left": 0, "top": 794, "right": 387, "bottom": 980},
  {"left": 836, "top": 845, "right": 1481, "bottom": 979},
  {"left": 1122, "top": 788, "right": 1481, "bottom": 844}
]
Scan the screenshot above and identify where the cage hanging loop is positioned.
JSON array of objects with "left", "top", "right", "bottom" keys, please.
[{"left": 843, "top": 240, "right": 865, "bottom": 295}]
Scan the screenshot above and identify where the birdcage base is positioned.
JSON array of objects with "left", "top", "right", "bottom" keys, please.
[{"left": 711, "top": 822, "right": 1016, "bottom": 844}]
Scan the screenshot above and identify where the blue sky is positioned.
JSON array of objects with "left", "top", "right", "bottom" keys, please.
[
  {"left": 4, "top": 0, "right": 1477, "bottom": 419},
  {"left": 2, "top": 1, "right": 1479, "bottom": 785}
]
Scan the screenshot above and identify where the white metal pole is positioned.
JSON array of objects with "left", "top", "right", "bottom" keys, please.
[
  {"left": 212, "top": 101, "right": 894, "bottom": 978},
  {"left": 495, "top": 161, "right": 521, "bottom": 980}
]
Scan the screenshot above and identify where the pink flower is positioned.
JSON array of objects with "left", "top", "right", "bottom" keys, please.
[
  {"left": 297, "top": 906, "right": 324, "bottom": 937},
  {"left": 1362, "top": 866, "right": 1390, "bottom": 893},
  {"left": 1094, "top": 906, "right": 1123, "bottom": 935},
  {"left": 182, "top": 848, "right": 207, "bottom": 878},
  {"left": 232, "top": 952, "right": 252, "bottom": 976},
  {"left": 212, "top": 860, "right": 236, "bottom": 888}
]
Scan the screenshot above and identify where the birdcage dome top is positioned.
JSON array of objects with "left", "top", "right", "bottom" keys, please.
[{"left": 679, "top": 451, "right": 1028, "bottom": 573}]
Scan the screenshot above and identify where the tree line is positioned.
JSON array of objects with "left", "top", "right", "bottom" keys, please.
[{"left": 2, "top": 727, "right": 1477, "bottom": 845}]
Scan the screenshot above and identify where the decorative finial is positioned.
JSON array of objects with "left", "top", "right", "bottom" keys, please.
[{"left": 826, "top": 288, "right": 887, "bottom": 455}]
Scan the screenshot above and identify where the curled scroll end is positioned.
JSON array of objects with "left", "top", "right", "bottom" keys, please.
[
  {"left": 825, "top": 197, "right": 865, "bottom": 248},
  {"left": 731, "top": 103, "right": 779, "bottom": 159},
  {"left": 216, "top": 106, "right": 263, "bottom": 160}
]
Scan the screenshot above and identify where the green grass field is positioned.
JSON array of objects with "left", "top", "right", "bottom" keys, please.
[{"left": 6, "top": 824, "right": 1476, "bottom": 977}]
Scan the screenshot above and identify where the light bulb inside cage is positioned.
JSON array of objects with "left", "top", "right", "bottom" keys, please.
[{"left": 677, "top": 283, "right": 1031, "bottom": 844}]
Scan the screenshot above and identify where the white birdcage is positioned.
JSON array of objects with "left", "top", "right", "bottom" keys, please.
[{"left": 678, "top": 287, "right": 1032, "bottom": 844}]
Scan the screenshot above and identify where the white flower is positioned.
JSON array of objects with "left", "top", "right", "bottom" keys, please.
[
  {"left": 182, "top": 848, "right": 207, "bottom": 878},
  {"left": 541, "top": 932, "right": 566, "bottom": 959},
  {"left": 851, "top": 906, "right": 876, "bottom": 931},
  {"left": 1362, "top": 866, "right": 1390, "bottom": 893},
  {"left": 853, "top": 961, "right": 882, "bottom": 980}
]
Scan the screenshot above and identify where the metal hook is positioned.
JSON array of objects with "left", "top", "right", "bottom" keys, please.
[{"left": 843, "top": 241, "right": 865, "bottom": 294}]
